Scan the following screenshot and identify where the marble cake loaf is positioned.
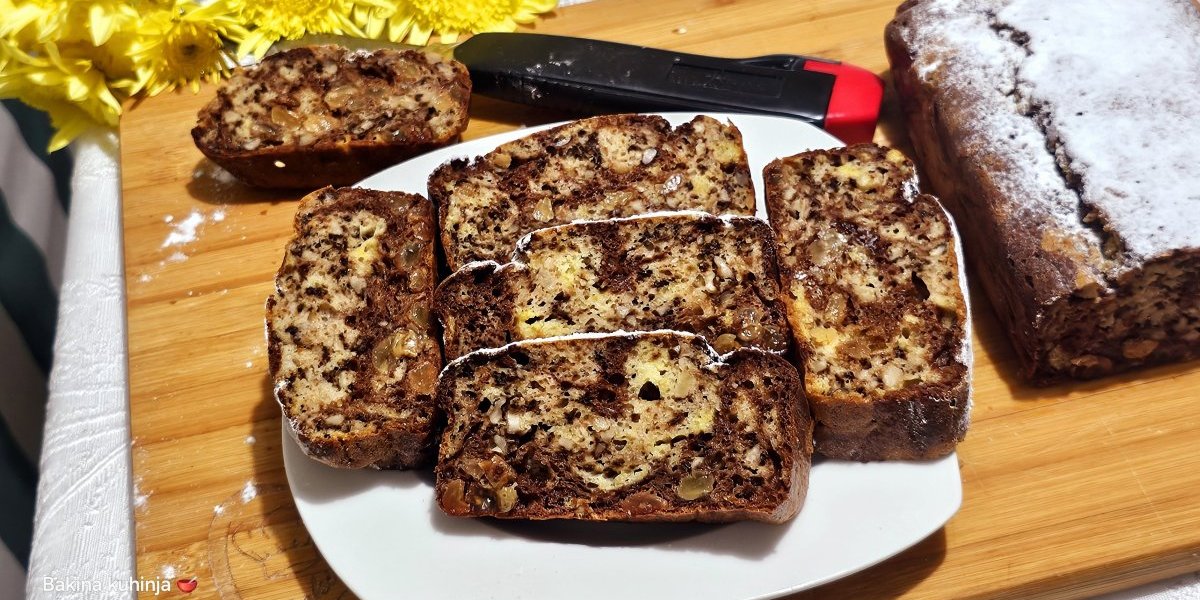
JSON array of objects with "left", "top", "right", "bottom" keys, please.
[
  {"left": 434, "top": 211, "right": 791, "bottom": 359},
  {"left": 434, "top": 331, "right": 812, "bottom": 523},
  {"left": 429, "top": 114, "right": 755, "bottom": 270},
  {"left": 887, "top": 0, "right": 1200, "bottom": 382},
  {"left": 193, "top": 45, "right": 470, "bottom": 189},
  {"left": 765, "top": 144, "right": 971, "bottom": 461},
  {"left": 267, "top": 187, "right": 441, "bottom": 469}
]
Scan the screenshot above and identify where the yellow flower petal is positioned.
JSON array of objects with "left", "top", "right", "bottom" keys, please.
[
  {"left": 386, "top": 13, "right": 414, "bottom": 43},
  {"left": 130, "top": 0, "right": 242, "bottom": 95},
  {"left": 0, "top": 5, "right": 44, "bottom": 38},
  {"left": 361, "top": 6, "right": 390, "bottom": 39},
  {"left": 89, "top": 3, "right": 116, "bottom": 46},
  {"left": 236, "top": 29, "right": 274, "bottom": 59},
  {"left": 403, "top": 0, "right": 555, "bottom": 44},
  {"left": 484, "top": 17, "right": 518, "bottom": 33},
  {"left": 408, "top": 21, "right": 432, "bottom": 45}
]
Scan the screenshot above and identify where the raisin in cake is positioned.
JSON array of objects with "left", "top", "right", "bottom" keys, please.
[
  {"left": 887, "top": 0, "right": 1200, "bottom": 381},
  {"left": 434, "top": 211, "right": 790, "bottom": 359},
  {"left": 765, "top": 144, "right": 971, "bottom": 461},
  {"left": 267, "top": 187, "right": 441, "bottom": 468},
  {"left": 193, "top": 45, "right": 470, "bottom": 189},
  {"left": 429, "top": 114, "right": 755, "bottom": 270},
  {"left": 435, "top": 331, "right": 812, "bottom": 522}
]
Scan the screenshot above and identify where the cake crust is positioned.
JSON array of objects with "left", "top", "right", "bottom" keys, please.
[
  {"left": 193, "top": 45, "right": 471, "bottom": 189},
  {"left": 267, "top": 187, "right": 441, "bottom": 469},
  {"left": 434, "top": 331, "right": 812, "bottom": 523}
]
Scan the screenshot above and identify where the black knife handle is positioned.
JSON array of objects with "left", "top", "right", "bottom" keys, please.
[{"left": 454, "top": 33, "right": 883, "bottom": 143}]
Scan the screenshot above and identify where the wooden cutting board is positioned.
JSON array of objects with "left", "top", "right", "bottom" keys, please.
[{"left": 120, "top": 0, "right": 1200, "bottom": 598}]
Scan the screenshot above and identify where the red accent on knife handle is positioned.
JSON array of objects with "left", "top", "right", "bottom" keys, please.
[{"left": 803, "top": 60, "right": 884, "bottom": 144}]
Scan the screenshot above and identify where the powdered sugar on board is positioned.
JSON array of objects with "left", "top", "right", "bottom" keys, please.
[
  {"left": 161, "top": 206, "right": 229, "bottom": 248},
  {"left": 161, "top": 210, "right": 206, "bottom": 248},
  {"left": 898, "top": 0, "right": 1200, "bottom": 266}
]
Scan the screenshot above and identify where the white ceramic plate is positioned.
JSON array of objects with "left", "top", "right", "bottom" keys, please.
[{"left": 285, "top": 113, "right": 962, "bottom": 600}]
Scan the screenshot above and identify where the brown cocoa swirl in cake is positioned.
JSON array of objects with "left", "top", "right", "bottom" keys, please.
[
  {"left": 193, "top": 45, "right": 470, "bottom": 189},
  {"left": 434, "top": 211, "right": 791, "bottom": 359},
  {"left": 434, "top": 330, "right": 812, "bottom": 523},
  {"left": 765, "top": 144, "right": 972, "bottom": 461},
  {"left": 267, "top": 187, "right": 441, "bottom": 469},
  {"left": 429, "top": 114, "right": 755, "bottom": 270},
  {"left": 887, "top": 0, "right": 1200, "bottom": 381}
]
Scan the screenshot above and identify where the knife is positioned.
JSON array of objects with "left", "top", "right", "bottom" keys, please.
[
  {"left": 455, "top": 33, "right": 883, "bottom": 144},
  {"left": 269, "top": 33, "right": 884, "bottom": 144}
]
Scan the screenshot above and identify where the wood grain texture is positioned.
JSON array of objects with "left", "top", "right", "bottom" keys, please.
[{"left": 120, "top": 0, "right": 1200, "bottom": 598}]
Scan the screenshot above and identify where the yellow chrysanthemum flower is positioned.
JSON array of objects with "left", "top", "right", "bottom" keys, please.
[
  {"left": 227, "top": 0, "right": 385, "bottom": 58},
  {"left": 1, "top": 0, "right": 560, "bottom": 151},
  {"left": 364, "top": 0, "right": 556, "bottom": 45},
  {"left": 2, "top": 0, "right": 139, "bottom": 46},
  {"left": 57, "top": 28, "right": 140, "bottom": 93},
  {"left": 1, "top": 0, "right": 141, "bottom": 89},
  {"left": 0, "top": 40, "right": 122, "bottom": 150},
  {"left": 131, "top": 0, "right": 246, "bottom": 95}
]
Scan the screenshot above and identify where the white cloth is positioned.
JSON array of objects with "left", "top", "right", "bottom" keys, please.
[{"left": 26, "top": 130, "right": 134, "bottom": 600}]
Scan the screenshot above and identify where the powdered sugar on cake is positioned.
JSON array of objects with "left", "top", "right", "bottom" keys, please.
[
  {"left": 897, "top": 0, "right": 1200, "bottom": 271},
  {"left": 1001, "top": 0, "right": 1200, "bottom": 260}
]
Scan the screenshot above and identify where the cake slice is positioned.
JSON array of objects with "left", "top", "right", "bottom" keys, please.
[
  {"left": 435, "top": 331, "right": 812, "bottom": 523},
  {"left": 193, "top": 45, "right": 471, "bottom": 189},
  {"left": 429, "top": 114, "right": 755, "bottom": 270},
  {"left": 434, "top": 211, "right": 790, "bottom": 359},
  {"left": 764, "top": 144, "right": 971, "bottom": 461},
  {"left": 267, "top": 186, "right": 441, "bottom": 469}
]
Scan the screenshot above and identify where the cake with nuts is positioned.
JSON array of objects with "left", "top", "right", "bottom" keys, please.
[
  {"left": 764, "top": 144, "right": 971, "bottom": 461},
  {"left": 887, "top": 0, "right": 1200, "bottom": 381},
  {"left": 429, "top": 114, "right": 755, "bottom": 270},
  {"left": 267, "top": 186, "right": 441, "bottom": 469},
  {"left": 435, "top": 331, "right": 812, "bottom": 523},
  {"left": 434, "top": 211, "right": 791, "bottom": 359},
  {"left": 193, "top": 45, "right": 471, "bottom": 189}
]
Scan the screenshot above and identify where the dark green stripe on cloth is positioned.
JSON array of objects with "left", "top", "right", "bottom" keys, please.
[
  {"left": 0, "top": 420, "right": 35, "bottom": 568},
  {"left": 2, "top": 99, "right": 74, "bottom": 212},
  {"left": 0, "top": 188, "right": 57, "bottom": 374}
]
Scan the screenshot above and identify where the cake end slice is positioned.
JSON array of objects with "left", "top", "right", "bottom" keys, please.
[{"left": 765, "top": 144, "right": 971, "bottom": 461}]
